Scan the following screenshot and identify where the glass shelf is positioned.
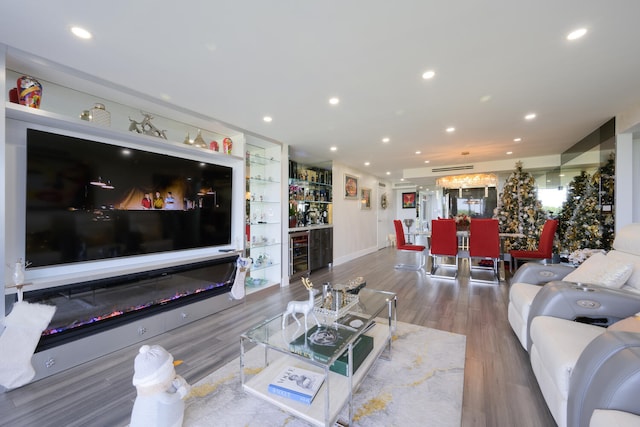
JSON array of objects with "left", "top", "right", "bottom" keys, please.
[
  {"left": 289, "top": 178, "right": 332, "bottom": 188},
  {"left": 246, "top": 152, "right": 280, "bottom": 166},
  {"left": 247, "top": 241, "right": 281, "bottom": 249},
  {"left": 248, "top": 177, "right": 280, "bottom": 185},
  {"left": 245, "top": 140, "right": 282, "bottom": 290}
]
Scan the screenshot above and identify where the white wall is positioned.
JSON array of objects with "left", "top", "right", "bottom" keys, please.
[
  {"left": 377, "top": 182, "right": 394, "bottom": 249},
  {"left": 616, "top": 104, "right": 640, "bottom": 230},
  {"left": 614, "top": 133, "right": 640, "bottom": 229},
  {"left": 332, "top": 162, "right": 388, "bottom": 266}
]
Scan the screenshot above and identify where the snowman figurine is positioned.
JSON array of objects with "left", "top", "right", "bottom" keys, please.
[{"left": 130, "top": 345, "right": 190, "bottom": 427}]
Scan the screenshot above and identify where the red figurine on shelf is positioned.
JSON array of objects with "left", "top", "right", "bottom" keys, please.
[{"left": 223, "top": 137, "right": 233, "bottom": 154}]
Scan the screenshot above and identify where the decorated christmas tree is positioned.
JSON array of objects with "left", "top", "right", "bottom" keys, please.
[
  {"left": 495, "top": 161, "right": 548, "bottom": 251},
  {"left": 557, "top": 170, "right": 591, "bottom": 250},
  {"left": 594, "top": 153, "right": 616, "bottom": 250},
  {"left": 562, "top": 174, "right": 602, "bottom": 252},
  {"left": 559, "top": 153, "right": 615, "bottom": 252}
]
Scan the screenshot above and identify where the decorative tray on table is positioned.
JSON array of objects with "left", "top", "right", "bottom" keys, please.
[{"left": 313, "top": 293, "right": 359, "bottom": 320}]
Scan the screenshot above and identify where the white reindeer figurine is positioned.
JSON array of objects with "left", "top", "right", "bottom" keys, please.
[{"left": 282, "top": 277, "right": 321, "bottom": 331}]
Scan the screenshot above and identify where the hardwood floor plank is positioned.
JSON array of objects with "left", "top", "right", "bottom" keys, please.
[{"left": 0, "top": 247, "right": 556, "bottom": 427}]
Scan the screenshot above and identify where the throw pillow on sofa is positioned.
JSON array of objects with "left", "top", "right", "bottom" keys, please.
[
  {"left": 563, "top": 252, "right": 633, "bottom": 288},
  {"left": 606, "top": 250, "right": 640, "bottom": 291}
]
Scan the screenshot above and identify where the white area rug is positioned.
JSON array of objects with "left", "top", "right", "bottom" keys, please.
[{"left": 183, "top": 322, "right": 466, "bottom": 426}]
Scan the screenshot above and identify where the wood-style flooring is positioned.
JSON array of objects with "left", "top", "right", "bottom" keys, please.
[{"left": 0, "top": 248, "right": 556, "bottom": 427}]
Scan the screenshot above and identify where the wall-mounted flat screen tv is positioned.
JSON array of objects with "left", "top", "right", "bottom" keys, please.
[{"left": 26, "top": 129, "right": 233, "bottom": 267}]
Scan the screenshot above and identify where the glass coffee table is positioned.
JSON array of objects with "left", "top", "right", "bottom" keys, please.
[{"left": 240, "top": 288, "right": 397, "bottom": 427}]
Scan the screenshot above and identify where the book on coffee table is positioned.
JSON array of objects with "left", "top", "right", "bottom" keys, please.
[
  {"left": 267, "top": 365, "right": 324, "bottom": 405},
  {"left": 288, "top": 324, "right": 374, "bottom": 376}
]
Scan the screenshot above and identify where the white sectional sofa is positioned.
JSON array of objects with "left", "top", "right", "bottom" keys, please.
[{"left": 507, "top": 223, "right": 640, "bottom": 427}]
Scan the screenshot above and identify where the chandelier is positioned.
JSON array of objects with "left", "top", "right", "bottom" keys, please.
[{"left": 436, "top": 173, "right": 497, "bottom": 189}]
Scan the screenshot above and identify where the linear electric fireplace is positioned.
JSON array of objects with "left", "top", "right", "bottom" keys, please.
[{"left": 10, "top": 254, "right": 238, "bottom": 352}]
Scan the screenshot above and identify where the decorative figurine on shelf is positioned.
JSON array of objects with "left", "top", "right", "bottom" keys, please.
[
  {"left": 193, "top": 129, "right": 207, "bottom": 148},
  {"left": 128, "top": 112, "right": 167, "bottom": 139},
  {"left": 89, "top": 103, "right": 111, "bottom": 127},
  {"left": 17, "top": 75, "right": 42, "bottom": 109},
  {"left": 209, "top": 140, "right": 219, "bottom": 152},
  {"left": 8, "top": 87, "right": 19, "bottom": 104},
  {"left": 222, "top": 137, "right": 233, "bottom": 154},
  {"left": 230, "top": 257, "right": 252, "bottom": 300},
  {"left": 13, "top": 258, "right": 28, "bottom": 288},
  {"left": 130, "top": 344, "right": 190, "bottom": 427},
  {"left": 282, "top": 277, "right": 321, "bottom": 331}
]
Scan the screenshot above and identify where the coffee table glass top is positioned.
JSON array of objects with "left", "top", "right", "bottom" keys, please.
[{"left": 241, "top": 288, "right": 396, "bottom": 365}]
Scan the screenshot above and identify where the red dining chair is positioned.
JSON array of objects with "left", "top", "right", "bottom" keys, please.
[
  {"left": 429, "top": 219, "right": 458, "bottom": 278},
  {"left": 468, "top": 219, "right": 500, "bottom": 282},
  {"left": 393, "top": 220, "right": 426, "bottom": 270},
  {"left": 509, "top": 219, "right": 558, "bottom": 272}
]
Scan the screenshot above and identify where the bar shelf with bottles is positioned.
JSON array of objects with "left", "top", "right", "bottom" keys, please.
[
  {"left": 288, "top": 160, "right": 333, "bottom": 275},
  {"left": 288, "top": 161, "right": 332, "bottom": 229}
]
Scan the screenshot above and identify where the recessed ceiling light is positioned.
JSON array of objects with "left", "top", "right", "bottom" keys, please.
[
  {"left": 71, "top": 26, "right": 92, "bottom": 39},
  {"left": 422, "top": 70, "right": 436, "bottom": 80},
  {"left": 424, "top": 160, "right": 430, "bottom": 164},
  {"left": 513, "top": 137, "right": 522, "bottom": 142},
  {"left": 415, "top": 150, "right": 421, "bottom": 155},
  {"left": 446, "top": 127, "right": 455, "bottom": 133},
  {"left": 506, "top": 151, "right": 513, "bottom": 155},
  {"left": 364, "top": 161, "right": 370, "bottom": 166},
  {"left": 263, "top": 116, "right": 272, "bottom": 123},
  {"left": 330, "top": 146, "right": 337, "bottom": 151},
  {"left": 480, "top": 95, "right": 492, "bottom": 103},
  {"left": 382, "top": 137, "right": 390, "bottom": 143},
  {"left": 400, "top": 178, "right": 405, "bottom": 182},
  {"left": 567, "top": 28, "right": 587, "bottom": 41},
  {"left": 329, "top": 97, "right": 340, "bottom": 105},
  {"left": 386, "top": 171, "right": 391, "bottom": 175},
  {"left": 525, "top": 113, "right": 536, "bottom": 120}
]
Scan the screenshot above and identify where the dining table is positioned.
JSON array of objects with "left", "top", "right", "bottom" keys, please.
[{"left": 411, "top": 230, "right": 525, "bottom": 280}]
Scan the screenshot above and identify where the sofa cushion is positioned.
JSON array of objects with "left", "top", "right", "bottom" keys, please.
[
  {"left": 606, "top": 250, "right": 640, "bottom": 291},
  {"left": 530, "top": 316, "right": 604, "bottom": 398},
  {"left": 607, "top": 315, "right": 640, "bottom": 332},
  {"left": 563, "top": 252, "right": 633, "bottom": 289}
]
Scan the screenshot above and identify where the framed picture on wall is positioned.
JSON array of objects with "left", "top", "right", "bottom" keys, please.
[
  {"left": 344, "top": 174, "right": 359, "bottom": 199},
  {"left": 360, "top": 188, "right": 371, "bottom": 210},
  {"left": 402, "top": 192, "right": 416, "bottom": 209}
]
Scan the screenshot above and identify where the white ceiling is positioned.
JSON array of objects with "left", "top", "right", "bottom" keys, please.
[{"left": 2, "top": 1, "right": 640, "bottom": 187}]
